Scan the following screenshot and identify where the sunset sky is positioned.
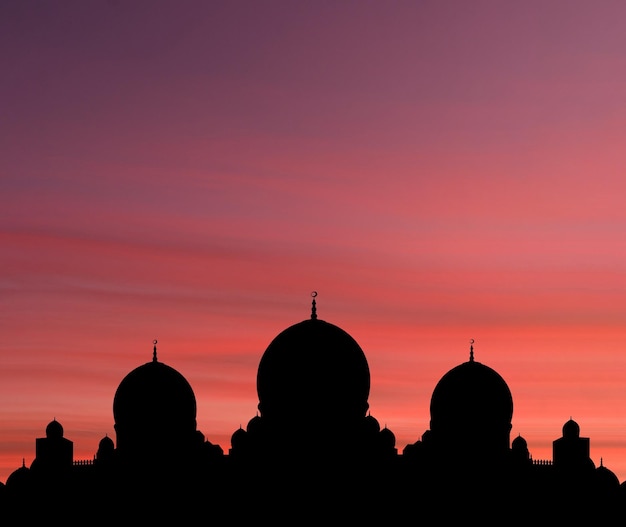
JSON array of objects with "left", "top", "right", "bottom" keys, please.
[{"left": 3, "top": 0, "right": 626, "bottom": 484}]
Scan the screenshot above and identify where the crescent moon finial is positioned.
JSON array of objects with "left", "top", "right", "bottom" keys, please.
[{"left": 311, "top": 291, "right": 318, "bottom": 319}]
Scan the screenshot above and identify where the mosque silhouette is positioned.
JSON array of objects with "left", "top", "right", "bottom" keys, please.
[{"left": 2, "top": 293, "right": 624, "bottom": 523}]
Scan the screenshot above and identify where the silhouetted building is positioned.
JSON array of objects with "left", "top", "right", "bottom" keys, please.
[
  {"left": 34, "top": 419, "right": 73, "bottom": 471},
  {"left": 553, "top": 417, "right": 592, "bottom": 469},
  {"left": 2, "top": 293, "right": 624, "bottom": 522},
  {"left": 429, "top": 341, "right": 513, "bottom": 468},
  {"left": 111, "top": 342, "right": 213, "bottom": 480}
]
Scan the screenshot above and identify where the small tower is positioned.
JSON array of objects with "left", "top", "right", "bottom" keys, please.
[
  {"left": 34, "top": 419, "right": 74, "bottom": 472},
  {"left": 553, "top": 418, "right": 592, "bottom": 470}
]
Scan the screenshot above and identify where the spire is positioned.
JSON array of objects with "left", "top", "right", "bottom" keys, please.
[
  {"left": 311, "top": 291, "right": 318, "bottom": 320},
  {"left": 153, "top": 339, "right": 158, "bottom": 362},
  {"left": 469, "top": 338, "right": 475, "bottom": 362}
]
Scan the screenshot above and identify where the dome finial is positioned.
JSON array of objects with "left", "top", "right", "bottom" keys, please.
[
  {"left": 469, "top": 339, "right": 475, "bottom": 362},
  {"left": 153, "top": 339, "right": 158, "bottom": 362},
  {"left": 311, "top": 291, "right": 318, "bottom": 320}
]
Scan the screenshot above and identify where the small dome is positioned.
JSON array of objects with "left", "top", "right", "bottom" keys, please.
[
  {"left": 596, "top": 462, "right": 620, "bottom": 490},
  {"left": 98, "top": 435, "right": 114, "bottom": 451},
  {"left": 380, "top": 426, "right": 396, "bottom": 449},
  {"left": 6, "top": 463, "right": 30, "bottom": 490},
  {"left": 231, "top": 427, "right": 248, "bottom": 450},
  {"left": 246, "top": 415, "right": 265, "bottom": 436},
  {"left": 363, "top": 414, "right": 381, "bottom": 435},
  {"left": 46, "top": 419, "right": 63, "bottom": 439},
  {"left": 96, "top": 434, "right": 115, "bottom": 462},
  {"left": 512, "top": 434, "right": 528, "bottom": 450},
  {"left": 256, "top": 317, "right": 370, "bottom": 423},
  {"left": 562, "top": 418, "right": 580, "bottom": 439}
]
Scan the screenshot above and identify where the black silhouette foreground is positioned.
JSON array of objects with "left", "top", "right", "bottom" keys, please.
[{"left": 2, "top": 294, "right": 625, "bottom": 523}]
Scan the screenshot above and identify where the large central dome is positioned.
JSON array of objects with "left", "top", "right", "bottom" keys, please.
[{"left": 256, "top": 299, "right": 370, "bottom": 424}]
